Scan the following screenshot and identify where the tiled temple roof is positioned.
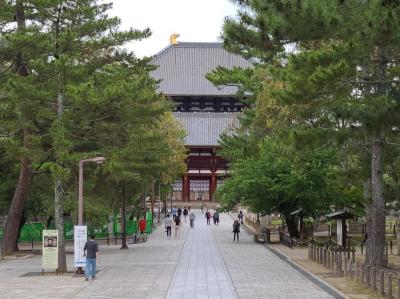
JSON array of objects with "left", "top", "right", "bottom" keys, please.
[
  {"left": 173, "top": 112, "right": 237, "bottom": 146},
  {"left": 151, "top": 42, "right": 252, "bottom": 96}
]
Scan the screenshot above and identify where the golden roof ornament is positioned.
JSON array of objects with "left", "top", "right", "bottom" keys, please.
[{"left": 170, "top": 33, "right": 180, "bottom": 45}]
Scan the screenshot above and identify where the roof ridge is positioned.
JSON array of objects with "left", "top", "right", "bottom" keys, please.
[{"left": 151, "top": 42, "right": 223, "bottom": 63}]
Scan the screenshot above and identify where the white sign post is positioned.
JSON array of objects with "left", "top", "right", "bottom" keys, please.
[
  {"left": 74, "top": 225, "right": 87, "bottom": 268},
  {"left": 337, "top": 220, "right": 342, "bottom": 247},
  {"left": 42, "top": 230, "right": 59, "bottom": 272}
]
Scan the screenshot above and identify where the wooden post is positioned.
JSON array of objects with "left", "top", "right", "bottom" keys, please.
[
  {"left": 320, "top": 246, "right": 323, "bottom": 264},
  {"left": 338, "top": 251, "right": 343, "bottom": 276},
  {"left": 349, "top": 258, "right": 354, "bottom": 278},
  {"left": 386, "top": 242, "right": 389, "bottom": 264},
  {"left": 330, "top": 250, "right": 335, "bottom": 270},
  {"left": 352, "top": 249, "right": 355, "bottom": 262},
  {"left": 371, "top": 267, "right": 376, "bottom": 290},
  {"left": 379, "top": 270, "right": 384, "bottom": 296},
  {"left": 327, "top": 248, "right": 330, "bottom": 268},
  {"left": 308, "top": 244, "right": 312, "bottom": 260},
  {"left": 355, "top": 261, "right": 359, "bottom": 281},
  {"left": 344, "top": 257, "right": 348, "bottom": 277},
  {"left": 323, "top": 247, "right": 328, "bottom": 267},
  {"left": 366, "top": 265, "right": 371, "bottom": 287},
  {"left": 388, "top": 273, "right": 393, "bottom": 299},
  {"left": 360, "top": 263, "right": 365, "bottom": 284}
]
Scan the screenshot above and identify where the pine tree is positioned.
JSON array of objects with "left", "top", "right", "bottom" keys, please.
[{"left": 221, "top": 0, "right": 400, "bottom": 267}]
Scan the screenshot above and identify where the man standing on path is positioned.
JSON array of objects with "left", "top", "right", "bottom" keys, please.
[
  {"left": 84, "top": 234, "right": 99, "bottom": 281},
  {"left": 177, "top": 207, "right": 182, "bottom": 220},
  {"left": 233, "top": 220, "right": 240, "bottom": 241},
  {"left": 205, "top": 210, "right": 211, "bottom": 225},
  {"left": 238, "top": 210, "right": 244, "bottom": 225},
  {"left": 172, "top": 206, "right": 177, "bottom": 221},
  {"left": 174, "top": 215, "right": 181, "bottom": 237},
  {"left": 189, "top": 211, "right": 196, "bottom": 228},
  {"left": 214, "top": 209, "right": 220, "bottom": 226},
  {"left": 165, "top": 213, "right": 173, "bottom": 238},
  {"left": 183, "top": 207, "right": 188, "bottom": 222}
]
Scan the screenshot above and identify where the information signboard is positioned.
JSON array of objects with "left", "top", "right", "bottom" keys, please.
[
  {"left": 74, "top": 225, "right": 87, "bottom": 268},
  {"left": 42, "top": 230, "right": 59, "bottom": 270}
]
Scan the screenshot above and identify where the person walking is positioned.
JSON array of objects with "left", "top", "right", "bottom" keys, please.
[
  {"left": 165, "top": 213, "right": 173, "bottom": 238},
  {"left": 172, "top": 206, "right": 177, "bottom": 221},
  {"left": 174, "top": 215, "right": 181, "bottom": 237},
  {"left": 177, "top": 207, "right": 182, "bottom": 219},
  {"left": 214, "top": 209, "right": 220, "bottom": 226},
  {"left": 233, "top": 220, "right": 240, "bottom": 241},
  {"left": 84, "top": 234, "right": 99, "bottom": 281},
  {"left": 238, "top": 210, "right": 244, "bottom": 225},
  {"left": 205, "top": 210, "right": 211, "bottom": 225},
  {"left": 183, "top": 207, "right": 188, "bottom": 222},
  {"left": 189, "top": 211, "right": 196, "bottom": 228}
]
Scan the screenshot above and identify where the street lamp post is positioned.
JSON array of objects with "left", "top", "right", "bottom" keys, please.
[
  {"left": 121, "top": 181, "right": 128, "bottom": 249},
  {"left": 78, "top": 156, "right": 106, "bottom": 225}
]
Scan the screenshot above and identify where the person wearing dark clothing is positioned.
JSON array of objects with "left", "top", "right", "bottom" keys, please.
[
  {"left": 183, "top": 207, "right": 188, "bottom": 222},
  {"left": 177, "top": 208, "right": 182, "bottom": 218},
  {"left": 238, "top": 211, "right": 244, "bottom": 225},
  {"left": 84, "top": 234, "right": 99, "bottom": 280},
  {"left": 214, "top": 210, "right": 220, "bottom": 226},
  {"left": 205, "top": 210, "right": 211, "bottom": 225},
  {"left": 174, "top": 216, "right": 181, "bottom": 237},
  {"left": 233, "top": 220, "right": 240, "bottom": 241}
]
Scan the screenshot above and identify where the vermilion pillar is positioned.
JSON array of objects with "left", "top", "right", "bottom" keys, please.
[
  {"left": 182, "top": 174, "right": 190, "bottom": 202},
  {"left": 209, "top": 174, "right": 217, "bottom": 201}
]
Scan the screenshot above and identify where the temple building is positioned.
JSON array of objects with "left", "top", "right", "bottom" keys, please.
[{"left": 151, "top": 39, "right": 251, "bottom": 202}]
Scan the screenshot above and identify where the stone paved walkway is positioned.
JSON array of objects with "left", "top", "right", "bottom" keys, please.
[
  {"left": 0, "top": 210, "right": 340, "bottom": 299},
  {"left": 212, "top": 213, "right": 335, "bottom": 299},
  {"left": 166, "top": 211, "right": 236, "bottom": 299}
]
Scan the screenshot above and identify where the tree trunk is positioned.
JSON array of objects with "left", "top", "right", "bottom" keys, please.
[
  {"left": 54, "top": 86, "right": 67, "bottom": 272},
  {"left": 1, "top": 158, "right": 30, "bottom": 256},
  {"left": 55, "top": 179, "right": 67, "bottom": 272},
  {"left": 284, "top": 214, "right": 299, "bottom": 238},
  {"left": 366, "top": 136, "right": 386, "bottom": 267}
]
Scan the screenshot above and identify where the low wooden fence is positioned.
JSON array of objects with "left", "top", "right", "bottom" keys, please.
[{"left": 309, "top": 243, "right": 399, "bottom": 298}]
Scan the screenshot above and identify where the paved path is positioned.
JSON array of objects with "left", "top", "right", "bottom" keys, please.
[
  {"left": 212, "top": 213, "right": 335, "bottom": 299},
  {"left": 166, "top": 211, "right": 237, "bottom": 299},
  {"left": 0, "top": 210, "right": 340, "bottom": 298}
]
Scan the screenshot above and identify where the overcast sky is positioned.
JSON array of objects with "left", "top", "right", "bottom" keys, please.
[{"left": 110, "top": 0, "right": 237, "bottom": 58}]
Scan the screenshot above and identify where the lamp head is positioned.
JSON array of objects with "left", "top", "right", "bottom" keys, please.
[{"left": 92, "top": 156, "right": 106, "bottom": 164}]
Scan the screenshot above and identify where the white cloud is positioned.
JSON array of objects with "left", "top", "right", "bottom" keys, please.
[{"left": 109, "top": 0, "right": 237, "bottom": 57}]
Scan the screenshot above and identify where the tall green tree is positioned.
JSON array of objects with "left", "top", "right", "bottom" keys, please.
[
  {"left": 220, "top": 0, "right": 400, "bottom": 267},
  {"left": 0, "top": 0, "right": 54, "bottom": 255}
]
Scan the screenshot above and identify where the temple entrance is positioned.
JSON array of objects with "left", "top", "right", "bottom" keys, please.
[{"left": 190, "top": 179, "right": 210, "bottom": 201}]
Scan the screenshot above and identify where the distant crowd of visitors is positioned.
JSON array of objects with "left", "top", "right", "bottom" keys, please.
[{"left": 164, "top": 206, "right": 245, "bottom": 242}]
